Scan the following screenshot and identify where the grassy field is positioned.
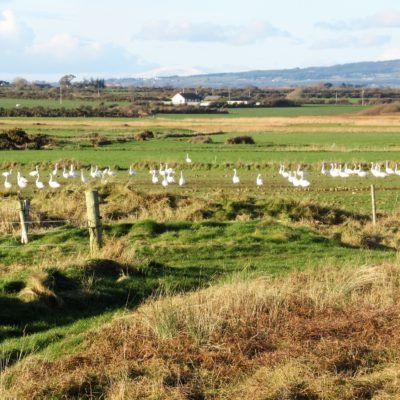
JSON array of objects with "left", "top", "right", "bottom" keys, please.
[
  {"left": 159, "top": 104, "right": 368, "bottom": 118},
  {"left": 2, "top": 106, "right": 400, "bottom": 398},
  {"left": 0, "top": 97, "right": 131, "bottom": 109}
]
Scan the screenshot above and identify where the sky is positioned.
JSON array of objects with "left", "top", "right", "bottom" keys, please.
[{"left": 1, "top": 0, "right": 400, "bottom": 81}]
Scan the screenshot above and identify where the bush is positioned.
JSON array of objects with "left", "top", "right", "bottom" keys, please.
[
  {"left": 90, "top": 133, "right": 112, "bottom": 147},
  {"left": 226, "top": 136, "right": 255, "bottom": 145},
  {"left": 189, "top": 136, "right": 213, "bottom": 144},
  {"left": 134, "top": 130, "right": 154, "bottom": 141}
]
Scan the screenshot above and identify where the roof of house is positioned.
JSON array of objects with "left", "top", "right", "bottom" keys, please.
[{"left": 175, "top": 92, "right": 202, "bottom": 100}]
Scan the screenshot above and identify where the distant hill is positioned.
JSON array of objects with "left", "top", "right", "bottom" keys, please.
[{"left": 107, "top": 59, "right": 400, "bottom": 88}]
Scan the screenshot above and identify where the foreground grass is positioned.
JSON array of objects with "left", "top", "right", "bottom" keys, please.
[{"left": 3, "top": 262, "right": 400, "bottom": 399}]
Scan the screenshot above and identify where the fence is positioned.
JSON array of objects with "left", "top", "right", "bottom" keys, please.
[
  {"left": 0, "top": 187, "right": 381, "bottom": 255},
  {"left": 1, "top": 190, "right": 103, "bottom": 257}
]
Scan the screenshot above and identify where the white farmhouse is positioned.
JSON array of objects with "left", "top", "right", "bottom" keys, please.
[{"left": 171, "top": 93, "right": 202, "bottom": 106}]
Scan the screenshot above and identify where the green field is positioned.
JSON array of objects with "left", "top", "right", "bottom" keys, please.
[
  {"left": 2, "top": 105, "right": 400, "bottom": 398},
  {"left": 159, "top": 104, "right": 368, "bottom": 118},
  {"left": 0, "top": 97, "right": 131, "bottom": 109}
]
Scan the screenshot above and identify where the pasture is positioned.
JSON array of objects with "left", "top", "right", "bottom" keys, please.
[{"left": 2, "top": 106, "right": 400, "bottom": 398}]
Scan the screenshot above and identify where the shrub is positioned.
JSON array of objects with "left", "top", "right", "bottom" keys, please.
[
  {"left": 226, "top": 135, "right": 255, "bottom": 145},
  {"left": 189, "top": 136, "right": 213, "bottom": 144},
  {"left": 90, "top": 133, "right": 111, "bottom": 147},
  {"left": 134, "top": 130, "right": 154, "bottom": 141}
]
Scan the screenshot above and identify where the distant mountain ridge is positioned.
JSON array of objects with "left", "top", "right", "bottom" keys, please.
[{"left": 107, "top": 59, "right": 400, "bottom": 88}]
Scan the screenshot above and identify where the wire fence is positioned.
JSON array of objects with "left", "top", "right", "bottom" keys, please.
[{"left": 0, "top": 190, "right": 102, "bottom": 255}]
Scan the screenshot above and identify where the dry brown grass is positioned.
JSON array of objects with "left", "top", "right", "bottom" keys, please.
[
  {"left": 18, "top": 271, "right": 63, "bottom": 306},
  {"left": 3, "top": 262, "right": 400, "bottom": 399},
  {"left": 2, "top": 114, "right": 400, "bottom": 134}
]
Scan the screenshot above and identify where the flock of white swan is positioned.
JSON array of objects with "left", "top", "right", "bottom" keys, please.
[{"left": 2, "top": 155, "right": 400, "bottom": 191}]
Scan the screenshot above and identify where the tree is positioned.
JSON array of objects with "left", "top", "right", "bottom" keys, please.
[
  {"left": 286, "top": 87, "right": 305, "bottom": 103},
  {"left": 12, "top": 77, "right": 29, "bottom": 89},
  {"left": 59, "top": 74, "right": 76, "bottom": 87}
]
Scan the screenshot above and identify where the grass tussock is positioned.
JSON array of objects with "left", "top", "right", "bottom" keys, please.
[
  {"left": 358, "top": 102, "right": 400, "bottom": 116},
  {"left": 3, "top": 262, "right": 400, "bottom": 399},
  {"left": 18, "top": 271, "right": 63, "bottom": 306}
]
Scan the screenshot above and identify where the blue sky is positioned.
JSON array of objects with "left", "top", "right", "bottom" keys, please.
[{"left": 1, "top": 0, "right": 400, "bottom": 81}]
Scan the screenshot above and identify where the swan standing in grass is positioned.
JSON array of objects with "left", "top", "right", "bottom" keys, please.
[
  {"left": 81, "top": 170, "right": 88, "bottom": 183},
  {"left": 179, "top": 171, "right": 186, "bottom": 186},
  {"left": 29, "top": 165, "right": 39, "bottom": 177},
  {"left": 128, "top": 165, "right": 137, "bottom": 176},
  {"left": 167, "top": 171, "right": 175, "bottom": 183},
  {"left": 62, "top": 166, "right": 70, "bottom": 179},
  {"left": 17, "top": 172, "right": 28, "bottom": 189},
  {"left": 69, "top": 164, "right": 79, "bottom": 178},
  {"left": 52, "top": 163, "right": 58, "bottom": 176},
  {"left": 232, "top": 169, "right": 240, "bottom": 184},
  {"left": 185, "top": 153, "right": 192, "bottom": 163},
  {"left": 4, "top": 175, "right": 11, "bottom": 190},
  {"left": 35, "top": 175, "right": 45, "bottom": 189},
  {"left": 151, "top": 171, "right": 159, "bottom": 184},
  {"left": 162, "top": 174, "right": 169, "bottom": 187},
  {"left": 256, "top": 174, "right": 263, "bottom": 187},
  {"left": 355, "top": 164, "right": 368, "bottom": 177},
  {"left": 385, "top": 160, "right": 394, "bottom": 175},
  {"left": 107, "top": 166, "right": 117, "bottom": 177},
  {"left": 49, "top": 174, "right": 61, "bottom": 188},
  {"left": 321, "top": 162, "right": 329, "bottom": 176}
]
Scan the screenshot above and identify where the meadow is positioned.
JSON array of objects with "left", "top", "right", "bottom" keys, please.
[{"left": 1, "top": 105, "right": 400, "bottom": 399}]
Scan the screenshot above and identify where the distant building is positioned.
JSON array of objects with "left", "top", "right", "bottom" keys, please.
[
  {"left": 200, "top": 95, "right": 221, "bottom": 107},
  {"left": 227, "top": 98, "right": 250, "bottom": 105},
  {"left": 172, "top": 92, "right": 202, "bottom": 106}
]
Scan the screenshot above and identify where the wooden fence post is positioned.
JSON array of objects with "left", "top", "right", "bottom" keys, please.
[
  {"left": 17, "top": 199, "right": 30, "bottom": 244},
  {"left": 371, "top": 184, "right": 376, "bottom": 226},
  {"left": 85, "top": 190, "right": 103, "bottom": 257}
]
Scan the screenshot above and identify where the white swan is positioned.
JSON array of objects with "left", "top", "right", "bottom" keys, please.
[
  {"left": 321, "top": 162, "right": 329, "bottom": 176},
  {"left": 81, "top": 170, "right": 88, "bottom": 183},
  {"left": 17, "top": 172, "right": 28, "bottom": 189},
  {"left": 151, "top": 171, "right": 159, "bottom": 184},
  {"left": 185, "top": 153, "right": 192, "bottom": 163},
  {"left": 161, "top": 175, "right": 168, "bottom": 187},
  {"left": 256, "top": 174, "right": 263, "bottom": 186},
  {"left": 167, "top": 171, "right": 175, "bottom": 183},
  {"left": 29, "top": 165, "right": 39, "bottom": 177},
  {"left": 385, "top": 160, "right": 394, "bottom": 175},
  {"left": 69, "top": 164, "right": 79, "bottom": 178},
  {"left": 179, "top": 171, "right": 186, "bottom": 186},
  {"left": 4, "top": 175, "right": 11, "bottom": 190},
  {"left": 35, "top": 175, "right": 45, "bottom": 189},
  {"left": 232, "top": 169, "right": 240, "bottom": 184},
  {"left": 128, "top": 165, "right": 137, "bottom": 176},
  {"left": 49, "top": 174, "right": 61, "bottom": 188},
  {"left": 107, "top": 166, "right": 117, "bottom": 177},
  {"left": 2, "top": 169, "right": 12, "bottom": 178},
  {"left": 62, "top": 166, "right": 70, "bottom": 179},
  {"left": 52, "top": 163, "right": 58, "bottom": 176}
]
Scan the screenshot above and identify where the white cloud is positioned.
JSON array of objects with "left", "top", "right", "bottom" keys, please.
[
  {"left": 316, "top": 9, "right": 400, "bottom": 31},
  {"left": 1, "top": 31, "right": 153, "bottom": 75},
  {"left": 28, "top": 33, "right": 103, "bottom": 60},
  {"left": 0, "top": 9, "right": 33, "bottom": 48},
  {"left": 135, "top": 20, "right": 290, "bottom": 45},
  {"left": 312, "top": 34, "right": 391, "bottom": 49}
]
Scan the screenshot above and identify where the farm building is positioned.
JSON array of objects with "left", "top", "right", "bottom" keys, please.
[
  {"left": 172, "top": 92, "right": 202, "bottom": 106},
  {"left": 227, "top": 98, "right": 250, "bottom": 105},
  {"left": 200, "top": 95, "right": 221, "bottom": 107}
]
